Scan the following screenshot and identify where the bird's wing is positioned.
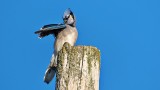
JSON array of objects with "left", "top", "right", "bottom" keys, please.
[{"left": 35, "top": 24, "right": 66, "bottom": 38}]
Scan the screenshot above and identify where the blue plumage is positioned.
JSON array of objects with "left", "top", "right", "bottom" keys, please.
[
  {"left": 35, "top": 24, "right": 66, "bottom": 38},
  {"left": 42, "top": 24, "right": 66, "bottom": 30}
]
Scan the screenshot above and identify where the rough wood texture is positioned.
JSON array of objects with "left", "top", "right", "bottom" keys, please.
[{"left": 56, "top": 42, "right": 100, "bottom": 90}]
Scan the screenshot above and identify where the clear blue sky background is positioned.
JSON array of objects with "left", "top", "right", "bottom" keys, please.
[{"left": 0, "top": 0, "right": 160, "bottom": 90}]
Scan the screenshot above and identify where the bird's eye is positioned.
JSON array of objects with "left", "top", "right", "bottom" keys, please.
[{"left": 65, "top": 15, "right": 70, "bottom": 19}]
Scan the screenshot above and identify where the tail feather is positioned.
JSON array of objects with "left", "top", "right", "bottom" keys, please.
[
  {"left": 43, "top": 53, "right": 57, "bottom": 84},
  {"left": 44, "top": 66, "right": 56, "bottom": 84}
]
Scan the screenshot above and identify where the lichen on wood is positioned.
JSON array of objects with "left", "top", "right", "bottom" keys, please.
[{"left": 56, "top": 42, "right": 100, "bottom": 90}]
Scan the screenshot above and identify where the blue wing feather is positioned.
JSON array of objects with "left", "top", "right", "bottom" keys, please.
[
  {"left": 35, "top": 24, "right": 66, "bottom": 38},
  {"left": 42, "top": 24, "right": 66, "bottom": 30}
]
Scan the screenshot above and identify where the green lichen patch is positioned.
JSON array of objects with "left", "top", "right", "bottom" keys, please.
[{"left": 56, "top": 42, "right": 100, "bottom": 90}]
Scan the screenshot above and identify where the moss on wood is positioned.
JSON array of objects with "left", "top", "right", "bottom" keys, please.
[{"left": 56, "top": 42, "right": 100, "bottom": 90}]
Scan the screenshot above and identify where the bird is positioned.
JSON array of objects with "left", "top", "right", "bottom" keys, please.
[{"left": 34, "top": 8, "right": 78, "bottom": 84}]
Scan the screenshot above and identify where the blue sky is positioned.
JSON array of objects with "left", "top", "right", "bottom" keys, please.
[{"left": 0, "top": 0, "right": 160, "bottom": 90}]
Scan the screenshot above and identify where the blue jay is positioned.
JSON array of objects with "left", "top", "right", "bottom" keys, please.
[{"left": 35, "top": 9, "right": 78, "bottom": 84}]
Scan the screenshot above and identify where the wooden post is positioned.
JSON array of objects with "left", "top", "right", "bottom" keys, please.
[{"left": 56, "top": 42, "right": 100, "bottom": 90}]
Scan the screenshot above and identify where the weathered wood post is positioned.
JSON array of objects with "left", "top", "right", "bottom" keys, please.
[{"left": 56, "top": 42, "right": 100, "bottom": 90}]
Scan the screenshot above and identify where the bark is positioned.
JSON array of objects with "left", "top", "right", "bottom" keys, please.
[{"left": 56, "top": 42, "right": 100, "bottom": 90}]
